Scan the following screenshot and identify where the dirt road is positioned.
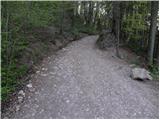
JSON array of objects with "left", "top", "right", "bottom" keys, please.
[{"left": 3, "top": 36, "right": 159, "bottom": 119}]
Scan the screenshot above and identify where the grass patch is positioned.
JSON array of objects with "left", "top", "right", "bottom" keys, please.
[{"left": 1, "top": 64, "right": 28, "bottom": 101}]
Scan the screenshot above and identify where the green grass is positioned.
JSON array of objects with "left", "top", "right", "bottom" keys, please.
[{"left": 1, "top": 64, "right": 28, "bottom": 101}]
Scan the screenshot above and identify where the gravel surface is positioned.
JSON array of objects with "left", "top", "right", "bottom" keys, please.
[{"left": 3, "top": 35, "right": 159, "bottom": 119}]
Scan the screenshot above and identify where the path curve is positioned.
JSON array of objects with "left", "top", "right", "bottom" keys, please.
[{"left": 5, "top": 36, "right": 159, "bottom": 118}]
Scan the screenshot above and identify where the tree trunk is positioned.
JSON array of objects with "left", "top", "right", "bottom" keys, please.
[
  {"left": 59, "top": 3, "right": 64, "bottom": 34},
  {"left": 88, "top": 1, "right": 94, "bottom": 26},
  {"left": 94, "top": 2, "right": 100, "bottom": 27},
  {"left": 148, "top": 1, "right": 158, "bottom": 65},
  {"left": 113, "top": 1, "right": 121, "bottom": 58},
  {"left": 83, "top": 2, "right": 88, "bottom": 25}
]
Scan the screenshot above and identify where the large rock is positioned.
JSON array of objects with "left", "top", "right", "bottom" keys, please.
[
  {"left": 131, "top": 68, "right": 153, "bottom": 80},
  {"left": 96, "top": 30, "right": 116, "bottom": 50}
]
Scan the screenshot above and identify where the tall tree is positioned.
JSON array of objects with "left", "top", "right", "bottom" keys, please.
[
  {"left": 59, "top": 2, "right": 64, "bottom": 34},
  {"left": 112, "top": 1, "right": 121, "bottom": 57},
  {"left": 94, "top": 2, "right": 100, "bottom": 27},
  {"left": 83, "top": 2, "right": 88, "bottom": 25},
  {"left": 88, "top": 1, "right": 94, "bottom": 25},
  {"left": 148, "top": 1, "right": 158, "bottom": 64}
]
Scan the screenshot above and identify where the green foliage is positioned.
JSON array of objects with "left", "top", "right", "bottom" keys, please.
[
  {"left": 72, "top": 17, "right": 98, "bottom": 35},
  {"left": 1, "top": 64, "right": 28, "bottom": 101},
  {"left": 149, "top": 64, "right": 159, "bottom": 80},
  {"left": 70, "top": 27, "right": 79, "bottom": 36},
  {"left": 80, "top": 25, "right": 98, "bottom": 35},
  {"left": 73, "top": 25, "right": 97, "bottom": 35},
  {"left": 1, "top": 8, "right": 29, "bottom": 101},
  {"left": 122, "top": 2, "right": 150, "bottom": 53},
  {"left": 28, "top": 2, "right": 57, "bottom": 27},
  {"left": 1, "top": 1, "right": 84, "bottom": 102},
  {"left": 1, "top": 1, "right": 70, "bottom": 101}
]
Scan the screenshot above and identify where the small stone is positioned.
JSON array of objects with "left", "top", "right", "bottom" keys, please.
[
  {"left": 35, "top": 104, "right": 39, "bottom": 108},
  {"left": 133, "top": 112, "right": 137, "bottom": 116},
  {"left": 31, "top": 112, "right": 35, "bottom": 116},
  {"left": 41, "top": 68, "right": 48, "bottom": 71},
  {"left": 129, "top": 64, "right": 136, "bottom": 68},
  {"left": 41, "top": 74, "right": 47, "bottom": 77},
  {"left": 29, "top": 88, "right": 35, "bottom": 92},
  {"left": 79, "top": 91, "right": 83, "bottom": 94},
  {"left": 50, "top": 72, "right": 56, "bottom": 75},
  {"left": 66, "top": 100, "right": 70, "bottom": 103},
  {"left": 35, "top": 98, "right": 39, "bottom": 101},
  {"left": 35, "top": 92, "right": 39, "bottom": 95},
  {"left": 18, "top": 96, "right": 23, "bottom": 103},
  {"left": 27, "top": 83, "right": 32, "bottom": 88},
  {"left": 16, "top": 105, "right": 20, "bottom": 111},
  {"left": 86, "top": 108, "right": 90, "bottom": 111},
  {"left": 18, "top": 90, "right": 25, "bottom": 97},
  {"left": 36, "top": 71, "right": 40, "bottom": 74},
  {"left": 40, "top": 109, "right": 44, "bottom": 113}
]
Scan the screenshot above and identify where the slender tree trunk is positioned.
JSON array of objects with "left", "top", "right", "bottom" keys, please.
[
  {"left": 88, "top": 1, "right": 94, "bottom": 26},
  {"left": 116, "top": 15, "right": 120, "bottom": 58},
  {"left": 71, "top": 1, "right": 78, "bottom": 28},
  {"left": 5, "top": 3, "right": 10, "bottom": 84},
  {"left": 148, "top": 1, "right": 158, "bottom": 65},
  {"left": 74, "top": 1, "right": 78, "bottom": 16},
  {"left": 94, "top": 2, "right": 99, "bottom": 27},
  {"left": 83, "top": 2, "right": 88, "bottom": 25},
  {"left": 59, "top": 3, "right": 64, "bottom": 34},
  {"left": 80, "top": 2, "right": 85, "bottom": 24},
  {"left": 154, "top": 32, "right": 159, "bottom": 60}
]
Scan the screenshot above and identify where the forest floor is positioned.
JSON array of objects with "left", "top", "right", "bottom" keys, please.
[{"left": 2, "top": 35, "right": 159, "bottom": 119}]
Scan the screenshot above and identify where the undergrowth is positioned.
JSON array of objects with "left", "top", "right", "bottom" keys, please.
[{"left": 148, "top": 64, "right": 159, "bottom": 80}]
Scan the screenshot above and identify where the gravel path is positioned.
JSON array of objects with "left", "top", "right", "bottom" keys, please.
[{"left": 4, "top": 35, "right": 159, "bottom": 119}]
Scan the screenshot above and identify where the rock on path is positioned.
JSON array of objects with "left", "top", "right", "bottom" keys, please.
[{"left": 3, "top": 36, "right": 159, "bottom": 119}]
